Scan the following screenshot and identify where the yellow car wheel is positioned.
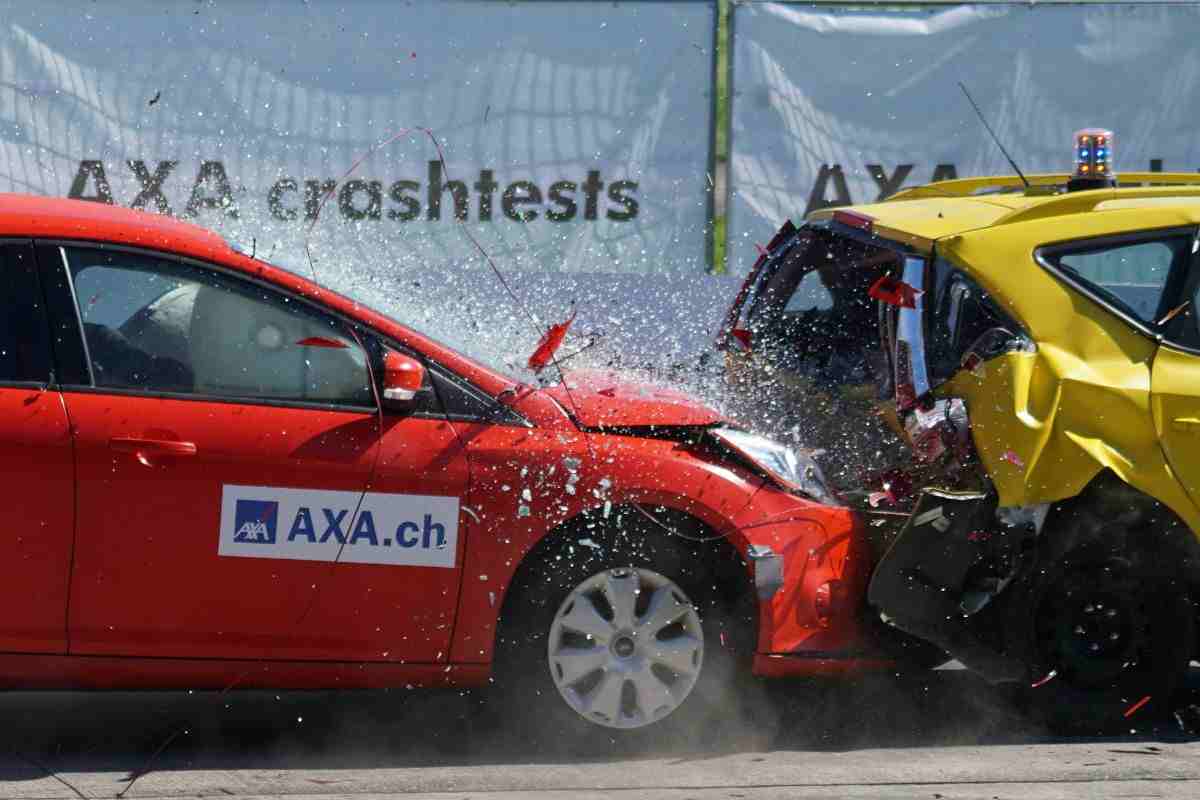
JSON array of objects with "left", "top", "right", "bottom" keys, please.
[{"left": 1016, "top": 553, "right": 1194, "bottom": 733}]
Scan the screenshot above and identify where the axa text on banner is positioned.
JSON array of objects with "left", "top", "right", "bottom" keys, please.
[
  {"left": 0, "top": 1, "right": 729, "bottom": 368},
  {"left": 727, "top": 2, "right": 1200, "bottom": 273}
]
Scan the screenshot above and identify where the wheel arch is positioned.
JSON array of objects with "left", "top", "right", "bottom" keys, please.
[
  {"left": 1040, "top": 471, "right": 1200, "bottom": 569},
  {"left": 1038, "top": 470, "right": 1200, "bottom": 655},
  {"left": 495, "top": 502, "right": 757, "bottom": 659}
]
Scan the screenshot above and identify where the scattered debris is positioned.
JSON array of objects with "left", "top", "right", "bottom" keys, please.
[
  {"left": 528, "top": 310, "right": 577, "bottom": 372},
  {"left": 1030, "top": 669, "right": 1057, "bottom": 688},
  {"left": 1174, "top": 703, "right": 1200, "bottom": 735},
  {"left": 868, "top": 491, "right": 893, "bottom": 508},
  {"left": 1001, "top": 449, "right": 1025, "bottom": 468},
  {"left": 1123, "top": 695, "right": 1152, "bottom": 718},
  {"left": 868, "top": 274, "right": 922, "bottom": 309}
]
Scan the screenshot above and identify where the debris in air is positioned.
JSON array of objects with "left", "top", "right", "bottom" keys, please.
[
  {"left": 1123, "top": 695, "right": 1152, "bottom": 718},
  {"left": 868, "top": 275, "right": 922, "bottom": 309},
  {"left": 1174, "top": 704, "right": 1200, "bottom": 735},
  {"left": 1001, "top": 449, "right": 1025, "bottom": 468},
  {"left": 528, "top": 310, "right": 577, "bottom": 372},
  {"left": 148, "top": 90, "right": 161, "bottom": 106},
  {"left": 1030, "top": 669, "right": 1057, "bottom": 688}
]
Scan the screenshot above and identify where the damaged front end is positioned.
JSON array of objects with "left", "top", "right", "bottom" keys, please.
[
  {"left": 720, "top": 217, "right": 1046, "bottom": 681},
  {"left": 868, "top": 241, "right": 1049, "bottom": 683}
]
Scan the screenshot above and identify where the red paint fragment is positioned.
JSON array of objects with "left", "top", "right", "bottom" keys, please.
[
  {"left": 729, "top": 327, "right": 753, "bottom": 352},
  {"left": 868, "top": 275, "right": 922, "bottom": 309},
  {"left": 1124, "top": 695, "right": 1152, "bottom": 718},
  {"left": 868, "top": 491, "right": 893, "bottom": 508},
  {"left": 1030, "top": 669, "right": 1058, "bottom": 688},
  {"left": 1002, "top": 449, "right": 1025, "bottom": 468},
  {"left": 295, "top": 336, "right": 348, "bottom": 349},
  {"left": 527, "top": 310, "right": 577, "bottom": 372}
]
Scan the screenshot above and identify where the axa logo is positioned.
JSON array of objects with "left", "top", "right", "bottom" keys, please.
[
  {"left": 233, "top": 499, "right": 279, "bottom": 544},
  {"left": 285, "top": 506, "right": 448, "bottom": 549}
]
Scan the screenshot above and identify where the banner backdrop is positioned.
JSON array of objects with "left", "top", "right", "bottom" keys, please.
[
  {"left": 727, "top": 2, "right": 1200, "bottom": 274},
  {"left": 0, "top": 1, "right": 726, "bottom": 370}
]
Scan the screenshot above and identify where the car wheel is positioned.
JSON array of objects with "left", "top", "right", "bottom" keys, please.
[
  {"left": 489, "top": 510, "right": 760, "bottom": 746},
  {"left": 1011, "top": 553, "right": 1195, "bottom": 733}
]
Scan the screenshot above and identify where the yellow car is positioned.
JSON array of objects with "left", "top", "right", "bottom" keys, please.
[{"left": 720, "top": 136, "right": 1200, "bottom": 729}]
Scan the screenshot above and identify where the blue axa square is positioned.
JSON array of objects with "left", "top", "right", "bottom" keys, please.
[{"left": 233, "top": 499, "right": 278, "bottom": 544}]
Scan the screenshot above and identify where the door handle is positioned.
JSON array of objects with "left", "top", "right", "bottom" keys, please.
[{"left": 110, "top": 437, "right": 197, "bottom": 466}]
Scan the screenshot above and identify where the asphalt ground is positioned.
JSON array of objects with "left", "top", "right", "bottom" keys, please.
[{"left": 0, "top": 668, "right": 1197, "bottom": 800}]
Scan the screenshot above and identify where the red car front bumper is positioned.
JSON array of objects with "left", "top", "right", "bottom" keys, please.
[{"left": 733, "top": 488, "right": 892, "bottom": 678}]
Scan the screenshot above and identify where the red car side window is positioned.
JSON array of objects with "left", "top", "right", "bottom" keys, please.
[{"left": 62, "top": 247, "right": 375, "bottom": 407}]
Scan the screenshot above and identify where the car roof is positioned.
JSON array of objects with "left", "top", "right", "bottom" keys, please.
[
  {"left": 0, "top": 193, "right": 232, "bottom": 262},
  {"left": 807, "top": 173, "right": 1200, "bottom": 253}
]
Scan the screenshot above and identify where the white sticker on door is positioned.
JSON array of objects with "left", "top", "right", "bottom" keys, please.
[{"left": 219, "top": 484, "right": 459, "bottom": 568}]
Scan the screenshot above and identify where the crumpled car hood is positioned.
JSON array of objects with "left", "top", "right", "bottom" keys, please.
[{"left": 542, "top": 369, "right": 724, "bottom": 429}]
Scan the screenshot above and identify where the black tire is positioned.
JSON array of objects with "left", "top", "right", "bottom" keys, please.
[
  {"left": 486, "top": 506, "right": 764, "bottom": 750},
  {"left": 1005, "top": 516, "right": 1196, "bottom": 734}
]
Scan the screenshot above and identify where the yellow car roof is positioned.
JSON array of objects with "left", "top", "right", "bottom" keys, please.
[{"left": 807, "top": 173, "right": 1200, "bottom": 253}]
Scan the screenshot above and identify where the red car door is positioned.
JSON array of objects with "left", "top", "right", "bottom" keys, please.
[
  {"left": 38, "top": 243, "right": 468, "bottom": 663},
  {"left": 0, "top": 241, "right": 74, "bottom": 654}
]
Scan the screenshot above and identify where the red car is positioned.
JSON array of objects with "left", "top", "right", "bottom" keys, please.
[{"left": 0, "top": 194, "right": 889, "bottom": 734}]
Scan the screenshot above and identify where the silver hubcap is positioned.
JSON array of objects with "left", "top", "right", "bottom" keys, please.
[{"left": 547, "top": 567, "right": 704, "bottom": 729}]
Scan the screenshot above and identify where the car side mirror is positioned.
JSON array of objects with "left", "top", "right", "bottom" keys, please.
[{"left": 381, "top": 350, "right": 425, "bottom": 408}]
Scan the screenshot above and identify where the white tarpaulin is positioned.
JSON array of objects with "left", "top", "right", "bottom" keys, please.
[
  {"left": 727, "top": 2, "right": 1200, "bottom": 273},
  {"left": 1, "top": 1, "right": 729, "bottom": 371}
]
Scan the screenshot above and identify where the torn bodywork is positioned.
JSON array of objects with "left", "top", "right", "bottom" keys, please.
[{"left": 719, "top": 210, "right": 1184, "bottom": 687}]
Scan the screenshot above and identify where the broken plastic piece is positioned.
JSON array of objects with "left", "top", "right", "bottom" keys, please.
[
  {"left": 1030, "top": 669, "right": 1058, "bottom": 688},
  {"left": 1123, "top": 695, "right": 1152, "bottom": 718},
  {"left": 527, "top": 310, "right": 577, "bottom": 372},
  {"left": 904, "top": 398, "right": 970, "bottom": 464},
  {"left": 1158, "top": 300, "right": 1190, "bottom": 326},
  {"left": 869, "top": 275, "right": 923, "bottom": 309},
  {"left": 1174, "top": 704, "right": 1200, "bottom": 734},
  {"left": 1001, "top": 449, "right": 1025, "bottom": 468},
  {"left": 728, "top": 327, "right": 753, "bottom": 352},
  {"left": 960, "top": 351, "right": 986, "bottom": 377},
  {"left": 868, "top": 491, "right": 893, "bottom": 508}
]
